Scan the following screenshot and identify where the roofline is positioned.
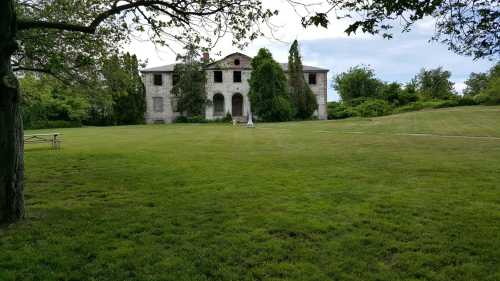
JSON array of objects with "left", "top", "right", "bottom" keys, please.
[
  {"left": 205, "top": 52, "right": 252, "bottom": 68},
  {"left": 141, "top": 52, "right": 329, "bottom": 73},
  {"left": 300, "top": 69, "right": 329, "bottom": 73},
  {"left": 141, "top": 68, "right": 329, "bottom": 73},
  {"left": 140, "top": 70, "right": 172, "bottom": 73}
]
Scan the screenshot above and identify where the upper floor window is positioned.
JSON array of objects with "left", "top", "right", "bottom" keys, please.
[
  {"left": 214, "top": 71, "right": 223, "bottom": 83},
  {"left": 233, "top": 71, "right": 242, "bottom": 83},
  {"left": 308, "top": 73, "right": 317, "bottom": 85},
  {"left": 234, "top": 59, "right": 240, "bottom": 65},
  {"left": 153, "top": 74, "right": 163, "bottom": 86},
  {"left": 153, "top": 97, "right": 164, "bottom": 112}
]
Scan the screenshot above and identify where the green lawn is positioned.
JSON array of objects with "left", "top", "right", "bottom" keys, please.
[{"left": 1, "top": 106, "right": 500, "bottom": 281}]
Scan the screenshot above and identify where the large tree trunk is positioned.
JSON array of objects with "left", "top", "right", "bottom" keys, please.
[{"left": 0, "top": 0, "right": 24, "bottom": 224}]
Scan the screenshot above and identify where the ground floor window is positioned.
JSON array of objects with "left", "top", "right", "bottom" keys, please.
[
  {"left": 213, "top": 94, "right": 225, "bottom": 116},
  {"left": 153, "top": 97, "right": 164, "bottom": 112}
]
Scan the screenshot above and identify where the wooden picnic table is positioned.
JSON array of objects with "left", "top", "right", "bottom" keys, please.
[{"left": 24, "top": 133, "right": 62, "bottom": 149}]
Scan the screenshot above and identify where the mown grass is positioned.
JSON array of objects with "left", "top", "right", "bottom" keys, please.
[{"left": 1, "top": 106, "right": 500, "bottom": 281}]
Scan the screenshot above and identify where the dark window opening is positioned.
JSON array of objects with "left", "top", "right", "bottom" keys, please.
[
  {"left": 214, "top": 71, "right": 223, "bottom": 83},
  {"left": 308, "top": 73, "right": 317, "bottom": 85},
  {"left": 232, "top": 94, "right": 243, "bottom": 117},
  {"left": 234, "top": 59, "right": 240, "bottom": 65},
  {"left": 153, "top": 74, "right": 163, "bottom": 86},
  {"left": 213, "top": 94, "right": 225, "bottom": 116},
  {"left": 233, "top": 71, "right": 242, "bottom": 83}
]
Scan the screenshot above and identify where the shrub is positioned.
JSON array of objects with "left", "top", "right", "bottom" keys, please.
[
  {"left": 28, "top": 120, "right": 82, "bottom": 130},
  {"left": 266, "top": 96, "right": 293, "bottom": 122},
  {"left": 348, "top": 97, "right": 369, "bottom": 107},
  {"left": 222, "top": 112, "right": 233, "bottom": 122},
  {"left": 394, "top": 102, "right": 426, "bottom": 113},
  {"left": 456, "top": 96, "right": 478, "bottom": 106},
  {"left": 433, "top": 97, "right": 478, "bottom": 108},
  {"left": 356, "top": 99, "right": 392, "bottom": 117},
  {"left": 397, "top": 90, "right": 418, "bottom": 105},
  {"left": 474, "top": 76, "right": 500, "bottom": 105},
  {"left": 174, "top": 115, "right": 208, "bottom": 123},
  {"left": 475, "top": 92, "right": 500, "bottom": 105},
  {"left": 189, "top": 115, "right": 208, "bottom": 123},
  {"left": 174, "top": 116, "right": 189, "bottom": 123},
  {"left": 327, "top": 102, "right": 353, "bottom": 119},
  {"left": 434, "top": 99, "right": 459, "bottom": 108}
]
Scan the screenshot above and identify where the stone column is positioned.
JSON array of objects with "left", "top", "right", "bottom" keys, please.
[
  {"left": 206, "top": 93, "right": 213, "bottom": 119},
  {"left": 225, "top": 93, "right": 232, "bottom": 116}
]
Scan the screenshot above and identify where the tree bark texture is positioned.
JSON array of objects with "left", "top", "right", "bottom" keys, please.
[{"left": 0, "top": 0, "right": 24, "bottom": 224}]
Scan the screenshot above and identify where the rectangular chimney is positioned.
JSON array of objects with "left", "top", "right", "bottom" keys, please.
[{"left": 202, "top": 52, "right": 209, "bottom": 63}]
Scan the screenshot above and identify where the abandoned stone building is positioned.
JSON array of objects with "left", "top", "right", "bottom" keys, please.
[{"left": 141, "top": 52, "right": 329, "bottom": 123}]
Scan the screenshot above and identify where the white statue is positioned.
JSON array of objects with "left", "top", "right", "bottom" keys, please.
[{"left": 246, "top": 98, "right": 255, "bottom": 128}]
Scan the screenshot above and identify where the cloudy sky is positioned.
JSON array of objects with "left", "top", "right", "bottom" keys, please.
[{"left": 126, "top": 0, "right": 497, "bottom": 101}]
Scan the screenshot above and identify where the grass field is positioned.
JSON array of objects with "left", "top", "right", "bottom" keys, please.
[{"left": 1, "top": 106, "right": 500, "bottom": 281}]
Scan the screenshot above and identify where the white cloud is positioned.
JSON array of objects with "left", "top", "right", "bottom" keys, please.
[
  {"left": 128, "top": 0, "right": 369, "bottom": 67},
  {"left": 415, "top": 16, "right": 436, "bottom": 33},
  {"left": 123, "top": 2, "right": 495, "bottom": 102},
  {"left": 454, "top": 82, "right": 467, "bottom": 94}
]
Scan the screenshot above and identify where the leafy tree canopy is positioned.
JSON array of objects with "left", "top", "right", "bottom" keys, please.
[
  {"left": 333, "top": 66, "right": 384, "bottom": 104},
  {"left": 19, "top": 74, "right": 89, "bottom": 129},
  {"left": 8, "top": 0, "right": 499, "bottom": 81},
  {"left": 463, "top": 73, "right": 490, "bottom": 97},
  {"left": 13, "top": 0, "right": 276, "bottom": 81},
  {"left": 171, "top": 45, "right": 207, "bottom": 117},
  {"left": 19, "top": 52, "right": 146, "bottom": 128},
  {"left": 465, "top": 63, "right": 500, "bottom": 105},
  {"left": 302, "top": 0, "right": 499, "bottom": 59},
  {"left": 102, "top": 53, "right": 146, "bottom": 125},
  {"left": 414, "top": 67, "right": 455, "bottom": 100}
]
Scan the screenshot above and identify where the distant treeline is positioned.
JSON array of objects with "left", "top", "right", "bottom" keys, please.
[
  {"left": 328, "top": 63, "right": 500, "bottom": 119},
  {"left": 20, "top": 53, "right": 145, "bottom": 129}
]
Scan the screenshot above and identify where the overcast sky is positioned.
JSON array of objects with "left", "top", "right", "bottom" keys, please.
[{"left": 126, "top": 0, "right": 497, "bottom": 101}]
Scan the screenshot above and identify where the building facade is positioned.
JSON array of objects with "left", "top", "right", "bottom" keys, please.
[{"left": 141, "top": 53, "right": 329, "bottom": 123}]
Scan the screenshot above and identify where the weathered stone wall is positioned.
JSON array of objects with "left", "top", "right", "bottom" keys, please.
[
  {"left": 205, "top": 69, "right": 251, "bottom": 120},
  {"left": 143, "top": 72, "right": 177, "bottom": 123},
  {"left": 143, "top": 53, "right": 328, "bottom": 123},
  {"left": 305, "top": 72, "right": 328, "bottom": 120},
  {"left": 205, "top": 53, "right": 252, "bottom": 121}
]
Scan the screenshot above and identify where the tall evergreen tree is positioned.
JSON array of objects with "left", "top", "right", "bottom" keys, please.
[
  {"left": 287, "top": 40, "right": 318, "bottom": 119},
  {"left": 171, "top": 45, "right": 207, "bottom": 117},
  {"left": 249, "top": 48, "right": 292, "bottom": 122}
]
